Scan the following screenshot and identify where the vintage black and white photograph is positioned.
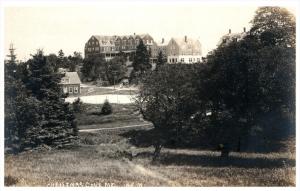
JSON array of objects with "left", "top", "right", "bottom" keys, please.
[{"left": 1, "top": 0, "right": 297, "bottom": 188}]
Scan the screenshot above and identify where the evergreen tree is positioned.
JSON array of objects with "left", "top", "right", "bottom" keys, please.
[
  {"left": 156, "top": 50, "right": 166, "bottom": 69},
  {"left": 5, "top": 51, "right": 42, "bottom": 152},
  {"left": 26, "top": 51, "right": 62, "bottom": 100},
  {"left": 131, "top": 40, "right": 151, "bottom": 80},
  {"left": 101, "top": 99, "right": 113, "bottom": 115},
  {"left": 68, "top": 52, "right": 83, "bottom": 72},
  {"left": 47, "top": 54, "right": 59, "bottom": 72},
  {"left": 5, "top": 48, "right": 77, "bottom": 152},
  {"left": 57, "top": 49, "right": 70, "bottom": 69}
]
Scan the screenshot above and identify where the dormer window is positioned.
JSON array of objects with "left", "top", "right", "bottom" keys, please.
[{"left": 62, "top": 78, "right": 70, "bottom": 83}]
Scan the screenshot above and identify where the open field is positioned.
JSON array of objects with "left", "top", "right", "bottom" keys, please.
[
  {"left": 4, "top": 103, "right": 296, "bottom": 187},
  {"left": 75, "top": 103, "right": 143, "bottom": 127},
  {"left": 5, "top": 128, "right": 295, "bottom": 187}
]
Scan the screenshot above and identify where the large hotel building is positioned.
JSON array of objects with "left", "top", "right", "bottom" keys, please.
[{"left": 84, "top": 33, "right": 202, "bottom": 64}]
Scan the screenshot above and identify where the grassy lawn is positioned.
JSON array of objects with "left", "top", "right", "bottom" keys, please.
[
  {"left": 4, "top": 103, "right": 296, "bottom": 186},
  {"left": 76, "top": 103, "right": 144, "bottom": 128},
  {"left": 5, "top": 127, "right": 295, "bottom": 186}
]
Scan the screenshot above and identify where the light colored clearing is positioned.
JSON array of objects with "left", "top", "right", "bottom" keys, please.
[
  {"left": 79, "top": 123, "right": 152, "bottom": 132},
  {"left": 65, "top": 94, "right": 137, "bottom": 104},
  {"left": 81, "top": 83, "right": 138, "bottom": 91}
]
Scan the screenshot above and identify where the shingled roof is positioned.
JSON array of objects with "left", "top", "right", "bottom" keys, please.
[
  {"left": 217, "top": 30, "right": 247, "bottom": 46},
  {"left": 60, "top": 72, "right": 81, "bottom": 85},
  {"left": 93, "top": 35, "right": 117, "bottom": 46},
  {"left": 170, "top": 37, "right": 202, "bottom": 55}
]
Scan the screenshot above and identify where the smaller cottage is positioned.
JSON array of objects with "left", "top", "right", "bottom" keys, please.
[{"left": 60, "top": 72, "right": 81, "bottom": 95}]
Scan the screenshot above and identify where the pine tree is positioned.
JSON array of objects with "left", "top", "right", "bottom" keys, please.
[
  {"left": 132, "top": 40, "right": 151, "bottom": 76},
  {"left": 101, "top": 99, "right": 113, "bottom": 115},
  {"left": 22, "top": 50, "right": 78, "bottom": 149},
  {"left": 5, "top": 48, "right": 43, "bottom": 152},
  {"left": 156, "top": 50, "right": 166, "bottom": 69}
]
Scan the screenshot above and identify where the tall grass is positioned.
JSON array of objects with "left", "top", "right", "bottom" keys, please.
[{"left": 5, "top": 129, "right": 295, "bottom": 186}]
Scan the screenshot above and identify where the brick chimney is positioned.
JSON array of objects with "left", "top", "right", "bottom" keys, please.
[
  {"left": 229, "top": 29, "right": 231, "bottom": 34},
  {"left": 185, "top": 35, "right": 187, "bottom": 42},
  {"left": 162, "top": 38, "right": 164, "bottom": 43},
  {"left": 134, "top": 33, "right": 136, "bottom": 35},
  {"left": 243, "top": 27, "right": 246, "bottom": 32}
]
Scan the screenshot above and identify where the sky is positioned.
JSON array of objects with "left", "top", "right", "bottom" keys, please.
[{"left": 3, "top": 3, "right": 296, "bottom": 61}]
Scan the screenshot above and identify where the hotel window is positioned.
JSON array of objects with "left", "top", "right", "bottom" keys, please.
[
  {"left": 181, "top": 58, "right": 184, "bottom": 62},
  {"left": 95, "top": 47, "right": 99, "bottom": 51},
  {"left": 69, "top": 87, "right": 73, "bottom": 93},
  {"left": 74, "top": 87, "right": 78, "bottom": 93},
  {"left": 88, "top": 48, "right": 91, "bottom": 52},
  {"left": 197, "top": 58, "right": 200, "bottom": 62},
  {"left": 63, "top": 87, "right": 68, "bottom": 93}
]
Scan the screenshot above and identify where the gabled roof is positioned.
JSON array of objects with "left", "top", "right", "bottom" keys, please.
[
  {"left": 171, "top": 37, "right": 202, "bottom": 54},
  {"left": 60, "top": 72, "right": 81, "bottom": 85},
  {"left": 217, "top": 31, "right": 247, "bottom": 46},
  {"left": 93, "top": 35, "right": 117, "bottom": 46},
  {"left": 90, "top": 34, "right": 153, "bottom": 44}
]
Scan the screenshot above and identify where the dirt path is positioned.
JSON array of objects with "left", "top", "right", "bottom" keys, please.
[
  {"left": 79, "top": 123, "right": 152, "bottom": 132},
  {"left": 126, "top": 160, "right": 179, "bottom": 186}
]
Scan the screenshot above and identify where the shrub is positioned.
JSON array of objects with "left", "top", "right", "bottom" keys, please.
[
  {"left": 72, "top": 98, "right": 85, "bottom": 113},
  {"left": 101, "top": 99, "right": 113, "bottom": 115}
]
